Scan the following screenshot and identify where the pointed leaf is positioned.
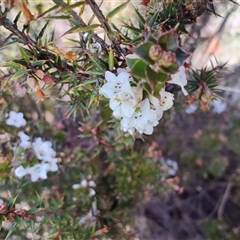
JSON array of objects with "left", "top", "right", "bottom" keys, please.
[
  {"left": 176, "top": 48, "right": 189, "bottom": 66},
  {"left": 63, "top": 24, "right": 100, "bottom": 36},
  {"left": 127, "top": 58, "right": 147, "bottom": 79},
  {"left": 4, "top": 222, "right": 18, "bottom": 240},
  {"left": 59, "top": 1, "right": 85, "bottom": 12},
  {"left": 145, "top": 65, "right": 168, "bottom": 83},
  {"left": 106, "top": 0, "right": 130, "bottom": 18},
  {"left": 158, "top": 30, "right": 179, "bottom": 51},
  {"left": 134, "top": 42, "right": 155, "bottom": 65}
]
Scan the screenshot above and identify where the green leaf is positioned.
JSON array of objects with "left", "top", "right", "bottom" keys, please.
[
  {"left": 133, "top": 7, "right": 145, "bottom": 29},
  {"left": 28, "top": 208, "right": 44, "bottom": 214},
  {"left": 1, "top": 62, "right": 22, "bottom": 70},
  {"left": 108, "top": 47, "right": 114, "bottom": 71},
  {"left": 147, "top": 10, "right": 159, "bottom": 28},
  {"left": 63, "top": 24, "right": 100, "bottom": 35},
  {"left": 161, "top": 63, "right": 179, "bottom": 74},
  {"left": 18, "top": 47, "right": 31, "bottom": 62},
  {"left": 9, "top": 69, "right": 28, "bottom": 81},
  {"left": 45, "top": 15, "right": 72, "bottom": 20},
  {"left": 4, "top": 222, "right": 18, "bottom": 240},
  {"left": 127, "top": 58, "right": 147, "bottom": 79},
  {"left": 37, "top": 21, "right": 49, "bottom": 40},
  {"left": 31, "top": 60, "right": 47, "bottom": 67},
  {"left": 145, "top": 65, "right": 168, "bottom": 84},
  {"left": 7, "top": 196, "right": 19, "bottom": 209},
  {"left": 176, "top": 48, "right": 189, "bottom": 66},
  {"left": 158, "top": 30, "right": 179, "bottom": 51},
  {"left": 134, "top": 42, "right": 155, "bottom": 65},
  {"left": 106, "top": 0, "right": 130, "bottom": 18},
  {"left": 59, "top": 1, "right": 85, "bottom": 12}
]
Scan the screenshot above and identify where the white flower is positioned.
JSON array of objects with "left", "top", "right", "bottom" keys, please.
[
  {"left": 88, "top": 180, "right": 96, "bottom": 188},
  {"left": 72, "top": 184, "right": 81, "bottom": 190},
  {"left": 79, "top": 201, "right": 97, "bottom": 227},
  {"left": 89, "top": 189, "right": 96, "bottom": 197},
  {"left": 26, "top": 163, "right": 50, "bottom": 182},
  {"left": 110, "top": 85, "right": 142, "bottom": 118},
  {"left": 121, "top": 98, "right": 159, "bottom": 135},
  {"left": 160, "top": 158, "right": 178, "bottom": 176},
  {"left": 148, "top": 94, "right": 164, "bottom": 120},
  {"left": 116, "top": 67, "right": 133, "bottom": 82},
  {"left": 168, "top": 66, "right": 188, "bottom": 96},
  {"left": 126, "top": 53, "right": 139, "bottom": 59},
  {"left": 32, "top": 137, "right": 56, "bottom": 162},
  {"left": 159, "top": 88, "right": 174, "bottom": 111},
  {"left": 80, "top": 179, "right": 88, "bottom": 188},
  {"left": 212, "top": 100, "right": 226, "bottom": 114},
  {"left": 45, "top": 158, "right": 58, "bottom": 172},
  {"left": 99, "top": 71, "right": 131, "bottom": 99},
  {"left": 6, "top": 111, "right": 27, "bottom": 128},
  {"left": 185, "top": 104, "right": 198, "bottom": 114},
  {"left": 18, "top": 131, "right": 31, "bottom": 149},
  {"left": 14, "top": 165, "right": 27, "bottom": 178}
]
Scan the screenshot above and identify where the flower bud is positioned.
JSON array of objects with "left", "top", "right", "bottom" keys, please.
[
  {"left": 0, "top": 202, "right": 8, "bottom": 214},
  {"left": 159, "top": 51, "right": 176, "bottom": 68},
  {"left": 14, "top": 209, "right": 28, "bottom": 217},
  {"left": 6, "top": 213, "right": 16, "bottom": 222},
  {"left": 35, "top": 69, "right": 45, "bottom": 79},
  {"left": 149, "top": 45, "right": 163, "bottom": 61}
]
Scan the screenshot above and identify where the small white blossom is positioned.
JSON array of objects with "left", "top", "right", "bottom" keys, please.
[
  {"left": 72, "top": 184, "right": 81, "bottom": 190},
  {"left": 185, "top": 104, "right": 198, "bottom": 114},
  {"left": 99, "top": 71, "right": 131, "bottom": 99},
  {"left": 26, "top": 163, "right": 50, "bottom": 182},
  {"left": 149, "top": 94, "right": 164, "bottom": 120},
  {"left": 121, "top": 98, "right": 159, "bottom": 135},
  {"left": 45, "top": 158, "right": 58, "bottom": 172},
  {"left": 18, "top": 131, "right": 31, "bottom": 149},
  {"left": 80, "top": 179, "right": 88, "bottom": 188},
  {"left": 110, "top": 85, "right": 142, "bottom": 118},
  {"left": 32, "top": 137, "right": 56, "bottom": 162},
  {"left": 88, "top": 180, "right": 96, "bottom": 188},
  {"left": 89, "top": 189, "right": 96, "bottom": 197},
  {"left": 6, "top": 111, "right": 27, "bottom": 128},
  {"left": 116, "top": 67, "right": 133, "bottom": 82},
  {"left": 79, "top": 201, "right": 98, "bottom": 228},
  {"left": 212, "top": 100, "right": 226, "bottom": 114},
  {"left": 168, "top": 66, "right": 188, "bottom": 96},
  {"left": 14, "top": 165, "right": 27, "bottom": 178},
  {"left": 159, "top": 88, "right": 174, "bottom": 111},
  {"left": 161, "top": 158, "right": 178, "bottom": 176}
]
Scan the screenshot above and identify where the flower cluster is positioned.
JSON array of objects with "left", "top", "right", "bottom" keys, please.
[
  {"left": 72, "top": 178, "right": 96, "bottom": 197},
  {"left": 15, "top": 137, "right": 59, "bottom": 182},
  {"left": 99, "top": 67, "right": 187, "bottom": 135},
  {"left": 5, "top": 111, "right": 59, "bottom": 182}
]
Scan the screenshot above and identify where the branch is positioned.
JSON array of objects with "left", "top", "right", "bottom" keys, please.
[
  {"left": 87, "top": 0, "right": 123, "bottom": 56},
  {"left": 56, "top": 0, "right": 109, "bottom": 53}
]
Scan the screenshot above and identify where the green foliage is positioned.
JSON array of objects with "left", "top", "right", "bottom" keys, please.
[{"left": 0, "top": 0, "right": 239, "bottom": 239}]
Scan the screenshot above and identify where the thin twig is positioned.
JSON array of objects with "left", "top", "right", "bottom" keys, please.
[
  {"left": 56, "top": 0, "right": 108, "bottom": 52},
  {"left": 87, "top": 0, "right": 123, "bottom": 56},
  {"left": 217, "top": 179, "right": 233, "bottom": 219}
]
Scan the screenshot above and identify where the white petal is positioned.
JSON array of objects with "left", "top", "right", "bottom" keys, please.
[
  {"left": 121, "top": 101, "right": 135, "bottom": 118},
  {"left": 169, "top": 66, "right": 188, "bottom": 96},
  {"left": 80, "top": 179, "right": 88, "bottom": 188},
  {"left": 105, "top": 71, "right": 118, "bottom": 83},
  {"left": 109, "top": 98, "right": 120, "bottom": 111},
  {"left": 143, "top": 125, "right": 154, "bottom": 135},
  {"left": 117, "top": 71, "right": 130, "bottom": 83},
  {"left": 99, "top": 83, "right": 116, "bottom": 99},
  {"left": 14, "top": 165, "right": 27, "bottom": 178}
]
